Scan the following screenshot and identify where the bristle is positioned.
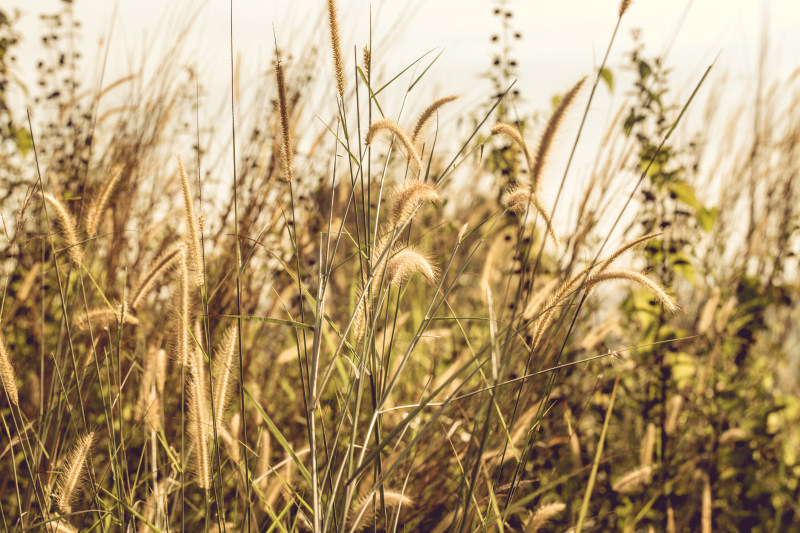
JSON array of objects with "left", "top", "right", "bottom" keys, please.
[
  {"left": 389, "top": 181, "right": 440, "bottom": 228},
  {"left": 275, "top": 61, "right": 294, "bottom": 183},
  {"left": 327, "top": 0, "right": 346, "bottom": 98},
  {"left": 55, "top": 432, "right": 95, "bottom": 513},
  {"left": 0, "top": 331, "right": 19, "bottom": 407},
  {"left": 177, "top": 155, "right": 204, "bottom": 287},
  {"left": 85, "top": 164, "right": 124, "bottom": 237},
  {"left": 212, "top": 326, "right": 239, "bottom": 430},
  {"left": 129, "top": 244, "right": 185, "bottom": 310},
  {"left": 526, "top": 502, "right": 566, "bottom": 533},
  {"left": 42, "top": 192, "right": 83, "bottom": 267},
  {"left": 365, "top": 118, "right": 422, "bottom": 169},
  {"left": 386, "top": 248, "right": 438, "bottom": 287},
  {"left": 410, "top": 95, "right": 460, "bottom": 145},
  {"left": 530, "top": 77, "right": 587, "bottom": 192}
]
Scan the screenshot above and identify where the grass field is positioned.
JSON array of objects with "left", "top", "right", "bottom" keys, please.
[{"left": 0, "top": 1, "right": 799, "bottom": 531}]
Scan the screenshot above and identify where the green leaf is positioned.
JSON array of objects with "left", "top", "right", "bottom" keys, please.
[
  {"left": 669, "top": 179, "right": 700, "bottom": 210},
  {"left": 13, "top": 127, "right": 32, "bottom": 156},
  {"left": 638, "top": 59, "right": 652, "bottom": 82},
  {"left": 697, "top": 206, "right": 717, "bottom": 232},
  {"left": 600, "top": 66, "right": 614, "bottom": 91},
  {"left": 623, "top": 109, "right": 645, "bottom": 136}
]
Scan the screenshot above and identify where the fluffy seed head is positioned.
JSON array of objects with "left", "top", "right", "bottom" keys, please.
[
  {"left": 500, "top": 185, "right": 561, "bottom": 247},
  {"left": 362, "top": 46, "right": 371, "bottom": 80},
  {"left": 619, "top": 0, "right": 632, "bottom": 17},
  {"left": 389, "top": 181, "right": 440, "bottom": 228},
  {"left": 188, "top": 348, "right": 211, "bottom": 490},
  {"left": 212, "top": 326, "right": 239, "bottom": 430},
  {"left": 86, "top": 164, "right": 124, "bottom": 238},
  {"left": 612, "top": 465, "right": 653, "bottom": 493},
  {"left": 530, "top": 77, "right": 587, "bottom": 191},
  {"left": 411, "top": 95, "right": 460, "bottom": 146},
  {"left": 327, "top": 0, "right": 346, "bottom": 98},
  {"left": 456, "top": 223, "right": 469, "bottom": 243},
  {"left": 55, "top": 432, "right": 95, "bottom": 513},
  {"left": 587, "top": 269, "right": 679, "bottom": 313},
  {"left": 490, "top": 122, "right": 534, "bottom": 185},
  {"left": 349, "top": 491, "right": 413, "bottom": 531},
  {"left": 74, "top": 305, "right": 140, "bottom": 332},
  {"left": 0, "top": 331, "right": 19, "bottom": 407},
  {"left": 365, "top": 118, "right": 422, "bottom": 169},
  {"left": 386, "top": 248, "right": 438, "bottom": 287},
  {"left": 129, "top": 244, "right": 186, "bottom": 310},
  {"left": 177, "top": 156, "right": 204, "bottom": 287},
  {"left": 275, "top": 61, "right": 294, "bottom": 183},
  {"left": 526, "top": 502, "right": 566, "bottom": 533},
  {"left": 500, "top": 185, "right": 531, "bottom": 213},
  {"left": 42, "top": 192, "right": 83, "bottom": 267}
]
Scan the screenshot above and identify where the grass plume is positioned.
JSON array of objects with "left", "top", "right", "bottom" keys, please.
[
  {"left": 188, "top": 347, "right": 212, "bottom": 490},
  {"left": 85, "top": 164, "right": 124, "bottom": 238},
  {"left": 55, "top": 431, "right": 94, "bottom": 513},
  {"left": 530, "top": 77, "right": 587, "bottom": 191},
  {"left": 411, "top": 95, "right": 460, "bottom": 146},
  {"left": 129, "top": 244, "right": 185, "bottom": 310},
  {"left": 365, "top": 118, "right": 423, "bottom": 169},
  {"left": 0, "top": 330, "right": 19, "bottom": 407},
  {"left": 42, "top": 192, "right": 83, "bottom": 267},
  {"left": 327, "top": 0, "right": 345, "bottom": 98},
  {"left": 177, "top": 155, "right": 204, "bottom": 287},
  {"left": 276, "top": 60, "right": 294, "bottom": 183},
  {"left": 211, "top": 326, "right": 239, "bottom": 430},
  {"left": 389, "top": 181, "right": 440, "bottom": 228}
]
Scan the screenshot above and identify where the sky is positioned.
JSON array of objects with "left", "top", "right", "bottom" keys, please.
[
  {"left": 4, "top": 0, "right": 799, "bottom": 225},
  {"left": 7, "top": 0, "right": 799, "bottom": 109}
]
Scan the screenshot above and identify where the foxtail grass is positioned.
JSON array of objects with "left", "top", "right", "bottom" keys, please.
[
  {"left": 41, "top": 192, "right": 83, "bottom": 267},
  {"left": 55, "top": 431, "right": 94, "bottom": 514},
  {"left": 0, "top": 330, "right": 19, "bottom": 407}
]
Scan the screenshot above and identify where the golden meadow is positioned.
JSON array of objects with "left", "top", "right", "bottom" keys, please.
[{"left": 0, "top": 0, "right": 798, "bottom": 531}]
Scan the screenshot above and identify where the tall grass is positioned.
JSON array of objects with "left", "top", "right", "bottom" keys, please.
[{"left": 0, "top": 1, "right": 798, "bottom": 531}]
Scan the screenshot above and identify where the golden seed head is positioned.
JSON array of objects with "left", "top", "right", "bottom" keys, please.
[
  {"left": 386, "top": 248, "right": 438, "bottom": 287},
  {"left": 365, "top": 118, "right": 423, "bottom": 169},
  {"left": 389, "top": 181, "right": 440, "bottom": 227}
]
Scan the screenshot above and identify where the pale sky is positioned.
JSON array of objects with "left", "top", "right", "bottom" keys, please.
[
  {"left": 5, "top": 0, "right": 799, "bottom": 226},
  {"left": 8, "top": 0, "right": 799, "bottom": 109}
]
